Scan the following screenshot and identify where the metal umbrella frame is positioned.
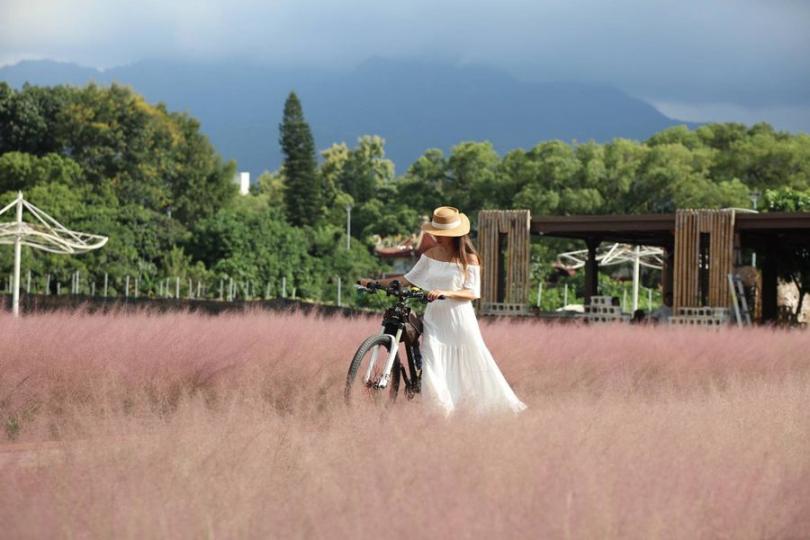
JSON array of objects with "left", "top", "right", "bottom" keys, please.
[
  {"left": 0, "top": 192, "right": 108, "bottom": 316},
  {"left": 557, "top": 243, "right": 665, "bottom": 311}
]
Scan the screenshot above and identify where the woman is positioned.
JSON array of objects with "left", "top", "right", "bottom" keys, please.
[{"left": 360, "top": 206, "right": 527, "bottom": 416}]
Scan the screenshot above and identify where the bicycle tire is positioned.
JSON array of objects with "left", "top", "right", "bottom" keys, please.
[{"left": 345, "top": 334, "right": 401, "bottom": 405}]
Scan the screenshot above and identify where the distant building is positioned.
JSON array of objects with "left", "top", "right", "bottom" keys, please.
[
  {"left": 234, "top": 172, "right": 250, "bottom": 195},
  {"left": 374, "top": 226, "right": 437, "bottom": 276}
]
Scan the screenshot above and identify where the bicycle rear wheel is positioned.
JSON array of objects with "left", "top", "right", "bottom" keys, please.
[{"left": 345, "top": 334, "right": 401, "bottom": 405}]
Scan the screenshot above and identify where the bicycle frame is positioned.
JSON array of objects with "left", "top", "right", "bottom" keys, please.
[{"left": 351, "top": 281, "right": 440, "bottom": 398}]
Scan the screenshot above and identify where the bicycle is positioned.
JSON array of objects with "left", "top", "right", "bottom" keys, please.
[{"left": 345, "top": 280, "right": 443, "bottom": 405}]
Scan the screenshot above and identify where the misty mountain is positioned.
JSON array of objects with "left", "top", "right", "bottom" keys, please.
[{"left": 1, "top": 58, "right": 691, "bottom": 176}]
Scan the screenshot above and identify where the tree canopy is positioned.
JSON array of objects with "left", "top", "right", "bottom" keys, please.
[{"left": 1, "top": 82, "right": 809, "bottom": 307}]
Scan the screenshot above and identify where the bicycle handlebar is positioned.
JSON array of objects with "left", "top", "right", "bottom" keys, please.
[{"left": 355, "top": 280, "right": 445, "bottom": 302}]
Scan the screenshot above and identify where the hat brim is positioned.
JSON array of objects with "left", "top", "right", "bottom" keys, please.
[{"left": 421, "top": 213, "right": 470, "bottom": 237}]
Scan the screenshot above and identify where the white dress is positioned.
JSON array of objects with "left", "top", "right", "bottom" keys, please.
[{"left": 404, "top": 255, "right": 527, "bottom": 416}]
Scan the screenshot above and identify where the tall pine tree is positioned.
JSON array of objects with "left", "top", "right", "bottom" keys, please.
[{"left": 279, "top": 92, "right": 320, "bottom": 227}]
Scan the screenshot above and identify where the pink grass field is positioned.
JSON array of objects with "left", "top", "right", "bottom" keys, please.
[{"left": 0, "top": 309, "right": 808, "bottom": 539}]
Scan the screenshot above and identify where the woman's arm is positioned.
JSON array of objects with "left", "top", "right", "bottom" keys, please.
[
  {"left": 428, "top": 256, "right": 481, "bottom": 301},
  {"left": 427, "top": 288, "right": 478, "bottom": 301}
]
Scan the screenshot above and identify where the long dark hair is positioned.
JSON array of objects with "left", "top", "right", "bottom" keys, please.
[{"left": 451, "top": 234, "right": 480, "bottom": 271}]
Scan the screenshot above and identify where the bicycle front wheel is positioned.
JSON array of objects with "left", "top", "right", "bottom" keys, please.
[{"left": 345, "top": 334, "right": 401, "bottom": 405}]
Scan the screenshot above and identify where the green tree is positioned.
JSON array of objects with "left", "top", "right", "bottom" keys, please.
[
  {"left": 280, "top": 92, "right": 320, "bottom": 226},
  {"left": 0, "top": 151, "right": 83, "bottom": 193},
  {"left": 601, "top": 138, "right": 646, "bottom": 213},
  {"left": 320, "top": 142, "right": 350, "bottom": 211},
  {"left": 254, "top": 169, "right": 286, "bottom": 208},
  {"left": 338, "top": 135, "right": 395, "bottom": 205},
  {"left": 446, "top": 141, "right": 499, "bottom": 212},
  {"left": 396, "top": 148, "right": 447, "bottom": 214}
]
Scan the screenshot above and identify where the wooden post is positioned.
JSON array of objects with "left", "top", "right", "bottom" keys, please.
[
  {"left": 584, "top": 237, "right": 599, "bottom": 305},
  {"left": 761, "top": 244, "right": 778, "bottom": 322},
  {"left": 661, "top": 246, "right": 673, "bottom": 302},
  {"left": 477, "top": 210, "right": 531, "bottom": 310},
  {"left": 632, "top": 245, "right": 641, "bottom": 312}
]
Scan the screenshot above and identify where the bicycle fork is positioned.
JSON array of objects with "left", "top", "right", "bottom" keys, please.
[{"left": 363, "top": 327, "right": 402, "bottom": 389}]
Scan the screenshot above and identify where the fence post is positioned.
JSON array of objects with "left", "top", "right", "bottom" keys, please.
[
  {"left": 26, "top": 271, "right": 31, "bottom": 294},
  {"left": 175, "top": 277, "right": 180, "bottom": 299},
  {"left": 337, "top": 276, "right": 342, "bottom": 307},
  {"left": 563, "top": 283, "right": 568, "bottom": 307},
  {"left": 219, "top": 279, "right": 223, "bottom": 301},
  {"left": 536, "top": 282, "right": 543, "bottom": 308},
  {"left": 125, "top": 275, "right": 130, "bottom": 298},
  {"left": 282, "top": 277, "right": 287, "bottom": 298},
  {"left": 57, "top": 282, "right": 61, "bottom": 295},
  {"left": 46, "top": 274, "right": 51, "bottom": 295},
  {"left": 103, "top": 273, "right": 108, "bottom": 297},
  {"left": 188, "top": 278, "right": 193, "bottom": 299},
  {"left": 135, "top": 277, "right": 139, "bottom": 298},
  {"left": 196, "top": 280, "right": 201, "bottom": 299}
]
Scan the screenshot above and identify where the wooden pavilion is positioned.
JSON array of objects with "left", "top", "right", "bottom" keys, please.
[{"left": 477, "top": 209, "right": 810, "bottom": 322}]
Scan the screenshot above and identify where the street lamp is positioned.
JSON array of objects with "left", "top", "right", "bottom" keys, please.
[{"left": 345, "top": 204, "right": 352, "bottom": 250}]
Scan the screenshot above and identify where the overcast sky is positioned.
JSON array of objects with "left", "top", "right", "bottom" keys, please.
[{"left": 1, "top": 0, "right": 808, "bottom": 131}]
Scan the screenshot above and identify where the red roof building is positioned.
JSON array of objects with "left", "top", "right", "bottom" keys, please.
[{"left": 374, "top": 229, "right": 437, "bottom": 276}]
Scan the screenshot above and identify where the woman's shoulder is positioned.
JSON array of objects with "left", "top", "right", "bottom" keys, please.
[
  {"left": 422, "top": 248, "right": 480, "bottom": 266},
  {"left": 422, "top": 247, "right": 444, "bottom": 261}
]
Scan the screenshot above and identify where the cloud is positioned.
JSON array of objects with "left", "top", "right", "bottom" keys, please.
[{"left": 1, "top": 0, "right": 808, "bottom": 109}]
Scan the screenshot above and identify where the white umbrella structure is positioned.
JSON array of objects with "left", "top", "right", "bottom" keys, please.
[
  {"left": 557, "top": 243, "right": 665, "bottom": 311},
  {"left": 0, "top": 192, "right": 108, "bottom": 316}
]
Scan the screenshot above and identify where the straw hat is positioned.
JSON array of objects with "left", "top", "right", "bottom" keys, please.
[{"left": 420, "top": 206, "right": 470, "bottom": 237}]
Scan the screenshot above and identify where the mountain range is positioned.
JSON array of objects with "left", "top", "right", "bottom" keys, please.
[{"left": 0, "top": 58, "right": 692, "bottom": 176}]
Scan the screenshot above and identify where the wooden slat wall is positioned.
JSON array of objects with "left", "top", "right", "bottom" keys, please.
[
  {"left": 673, "top": 209, "right": 735, "bottom": 310},
  {"left": 477, "top": 210, "right": 531, "bottom": 305}
]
